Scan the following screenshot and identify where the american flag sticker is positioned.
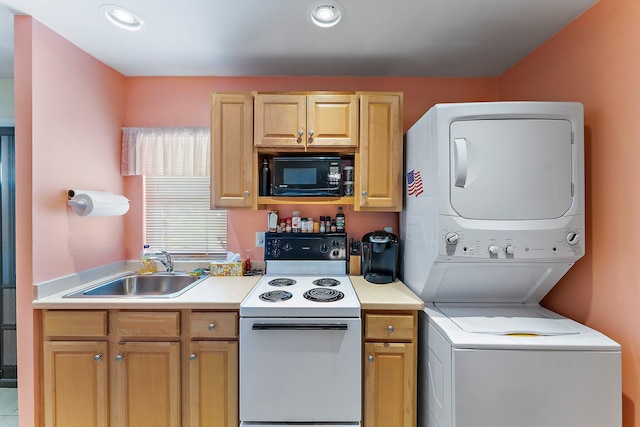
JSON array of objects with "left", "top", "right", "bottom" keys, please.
[{"left": 407, "top": 169, "right": 423, "bottom": 197}]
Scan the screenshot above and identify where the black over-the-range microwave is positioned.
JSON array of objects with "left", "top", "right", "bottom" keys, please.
[{"left": 268, "top": 156, "right": 342, "bottom": 197}]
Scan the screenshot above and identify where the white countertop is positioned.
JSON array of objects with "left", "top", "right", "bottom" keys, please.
[{"left": 32, "top": 262, "right": 424, "bottom": 311}]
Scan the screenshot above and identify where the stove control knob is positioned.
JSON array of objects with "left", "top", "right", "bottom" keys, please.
[
  {"left": 488, "top": 245, "right": 500, "bottom": 256},
  {"left": 332, "top": 239, "right": 341, "bottom": 247},
  {"left": 445, "top": 232, "right": 460, "bottom": 245},
  {"left": 283, "top": 243, "right": 293, "bottom": 252},
  {"left": 320, "top": 244, "right": 329, "bottom": 253},
  {"left": 566, "top": 232, "right": 580, "bottom": 245},
  {"left": 504, "top": 245, "right": 515, "bottom": 256},
  {"left": 332, "top": 249, "right": 340, "bottom": 257}
]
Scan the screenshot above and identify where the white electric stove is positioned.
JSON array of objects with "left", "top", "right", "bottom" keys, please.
[{"left": 239, "top": 233, "right": 362, "bottom": 427}]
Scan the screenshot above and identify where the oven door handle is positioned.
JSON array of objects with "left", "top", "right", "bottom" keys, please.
[{"left": 252, "top": 323, "right": 349, "bottom": 331}]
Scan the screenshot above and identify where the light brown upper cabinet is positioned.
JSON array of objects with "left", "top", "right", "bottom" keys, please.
[
  {"left": 210, "top": 91, "right": 403, "bottom": 211},
  {"left": 254, "top": 93, "right": 359, "bottom": 149},
  {"left": 211, "top": 92, "right": 254, "bottom": 208},
  {"left": 355, "top": 93, "right": 403, "bottom": 212}
]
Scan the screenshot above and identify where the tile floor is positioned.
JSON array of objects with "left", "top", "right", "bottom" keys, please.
[{"left": 0, "top": 388, "right": 18, "bottom": 427}]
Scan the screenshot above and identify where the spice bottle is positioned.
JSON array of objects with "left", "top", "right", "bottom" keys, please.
[
  {"left": 320, "top": 216, "right": 326, "bottom": 233},
  {"left": 292, "top": 211, "right": 301, "bottom": 232},
  {"left": 336, "top": 206, "right": 345, "bottom": 232}
]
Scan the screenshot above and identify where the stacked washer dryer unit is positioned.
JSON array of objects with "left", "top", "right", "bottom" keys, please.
[{"left": 400, "top": 102, "right": 621, "bottom": 427}]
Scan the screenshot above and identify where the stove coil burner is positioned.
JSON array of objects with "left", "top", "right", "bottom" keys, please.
[
  {"left": 303, "top": 288, "right": 345, "bottom": 303},
  {"left": 259, "top": 290, "right": 293, "bottom": 302},
  {"left": 268, "top": 278, "right": 297, "bottom": 287},
  {"left": 312, "top": 278, "right": 341, "bottom": 287}
]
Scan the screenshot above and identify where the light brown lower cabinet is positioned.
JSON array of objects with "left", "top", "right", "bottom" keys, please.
[
  {"left": 43, "top": 341, "right": 109, "bottom": 427},
  {"left": 188, "top": 341, "right": 238, "bottom": 427},
  {"left": 363, "top": 311, "right": 417, "bottom": 427},
  {"left": 41, "top": 310, "right": 239, "bottom": 427},
  {"left": 113, "top": 341, "right": 181, "bottom": 427}
]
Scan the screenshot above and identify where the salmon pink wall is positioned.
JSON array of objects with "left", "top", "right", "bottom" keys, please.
[
  {"left": 14, "top": 16, "right": 126, "bottom": 426},
  {"left": 122, "top": 76, "right": 496, "bottom": 260},
  {"left": 498, "top": 0, "right": 638, "bottom": 424}
]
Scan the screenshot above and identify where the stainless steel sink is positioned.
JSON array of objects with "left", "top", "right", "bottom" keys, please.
[{"left": 64, "top": 272, "right": 208, "bottom": 298}]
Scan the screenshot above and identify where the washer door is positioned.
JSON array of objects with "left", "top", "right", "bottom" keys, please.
[{"left": 449, "top": 118, "right": 573, "bottom": 220}]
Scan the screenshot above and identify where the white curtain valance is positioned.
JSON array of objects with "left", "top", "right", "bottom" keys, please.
[{"left": 121, "top": 127, "right": 210, "bottom": 176}]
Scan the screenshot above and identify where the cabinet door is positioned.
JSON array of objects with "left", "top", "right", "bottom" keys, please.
[
  {"left": 43, "top": 341, "right": 109, "bottom": 427},
  {"left": 113, "top": 341, "right": 181, "bottom": 427},
  {"left": 364, "top": 342, "right": 415, "bottom": 427},
  {"left": 356, "top": 93, "right": 403, "bottom": 211},
  {"left": 254, "top": 94, "right": 306, "bottom": 148},
  {"left": 306, "top": 94, "right": 358, "bottom": 147},
  {"left": 188, "top": 341, "right": 238, "bottom": 427},
  {"left": 211, "top": 92, "right": 254, "bottom": 208}
]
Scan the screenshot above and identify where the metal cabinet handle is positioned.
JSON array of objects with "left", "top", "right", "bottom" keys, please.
[
  {"left": 189, "top": 354, "right": 197, "bottom": 361},
  {"left": 362, "top": 191, "right": 368, "bottom": 198},
  {"left": 115, "top": 354, "right": 124, "bottom": 362},
  {"left": 208, "top": 323, "right": 216, "bottom": 330},
  {"left": 308, "top": 130, "right": 315, "bottom": 137},
  {"left": 387, "top": 325, "right": 395, "bottom": 333},
  {"left": 94, "top": 353, "right": 103, "bottom": 362},
  {"left": 243, "top": 190, "right": 250, "bottom": 198},
  {"left": 368, "top": 355, "right": 374, "bottom": 363},
  {"left": 298, "top": 130, "right": 304, "bottom": 137}
]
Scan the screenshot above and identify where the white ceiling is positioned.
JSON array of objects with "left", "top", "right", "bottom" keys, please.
[{"left": 0, "top": 0, "right": 597, "bottom": 79}]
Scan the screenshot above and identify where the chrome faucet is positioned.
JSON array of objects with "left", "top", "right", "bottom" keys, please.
[{"left": 149, "top": 250, "right": 174, "bottom": 272}]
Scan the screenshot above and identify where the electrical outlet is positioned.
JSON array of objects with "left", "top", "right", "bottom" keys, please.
[{"left": 255, "top": 231, "right": 265, "bottom": 248}]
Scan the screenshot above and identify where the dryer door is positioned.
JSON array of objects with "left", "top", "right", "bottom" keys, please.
[{"left": 449, "top": 118, "right": 573, "bottom": 220}]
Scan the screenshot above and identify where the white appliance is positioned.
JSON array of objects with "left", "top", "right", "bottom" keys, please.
[
  {"left": 400, "top": 102, "right": 621, "bottom": 427},
  {"left": 239, "top": 233, "right": 361, "bottom": 427}
]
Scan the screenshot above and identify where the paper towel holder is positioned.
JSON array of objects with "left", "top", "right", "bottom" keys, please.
[
  {"left": 67, "top": 189, "right": 101, "bottom": 210},
  {"left": 67, "top": 199, "right": 88, "bottom": 209},
  {"left": 67, "top": 189, "right": 130, "bottom": 217}
]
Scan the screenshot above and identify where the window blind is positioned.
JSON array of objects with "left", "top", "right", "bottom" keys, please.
[{"left": 144, "top": 176, "right": 227, "bottom": 258}]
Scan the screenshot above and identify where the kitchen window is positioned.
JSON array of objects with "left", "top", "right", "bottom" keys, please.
[
  {"left": 122, "top": 127, "right": 227, "bottom": 257},
  {"left": 144, "top": 176, "right": 227, "bottom": 257}
]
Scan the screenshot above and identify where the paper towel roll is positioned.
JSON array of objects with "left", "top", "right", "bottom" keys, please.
[{"left": 68, "top": 192, "right": 130, "bottom": 217}]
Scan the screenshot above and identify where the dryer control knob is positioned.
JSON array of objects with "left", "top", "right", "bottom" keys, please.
[
  {"left": 504, "top": 245, "right": 515, "bottom": 255},
  {"left": 445, "top": 232, "right": 460, "bottom": 245},
  {"left": 488, "top": 245, "right": 500, "bottom": 256},
  {"left": 566, "top": 232, "right": 580, "bottom": 245}
]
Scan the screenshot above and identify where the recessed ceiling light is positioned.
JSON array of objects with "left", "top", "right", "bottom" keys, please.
[
  {"left": 309, "top": 1, "right": 345, "bottom": 28},
  {"left": 99, "top": 4, "right": 145, "bottom": 31}
]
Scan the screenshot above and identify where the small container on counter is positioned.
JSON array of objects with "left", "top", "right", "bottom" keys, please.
[
  {"left": 292, "top": 211, "right": 301, "bottom": 233},
  {"left": 267, "top": 210, "right": 278, "bottom": 232}
]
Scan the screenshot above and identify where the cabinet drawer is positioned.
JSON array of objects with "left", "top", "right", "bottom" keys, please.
[
  {"left": 115, "top": 311, "right": 180, "bottom": 338},
  {"left": 189, "top": 312, "right": 238, "bottom": 339},
  {"left": 365, "top": 313, "right": 414, "bottom": 341},
  {"left": 43, "top": 310, "right": 108, "bottom": 338}
]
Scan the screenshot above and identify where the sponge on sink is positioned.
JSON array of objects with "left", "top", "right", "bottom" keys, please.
[{"left": 189, "top": 268, "right": 206, "bottom": 276}]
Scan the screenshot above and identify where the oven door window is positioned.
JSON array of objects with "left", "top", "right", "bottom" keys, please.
[{"left": 239, "top": 317, "right": 361, "bottom": 423}]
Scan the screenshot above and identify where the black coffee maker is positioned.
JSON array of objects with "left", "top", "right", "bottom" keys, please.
[{"left": 361, "top": 230, "right": 399, "bottom": 284}]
